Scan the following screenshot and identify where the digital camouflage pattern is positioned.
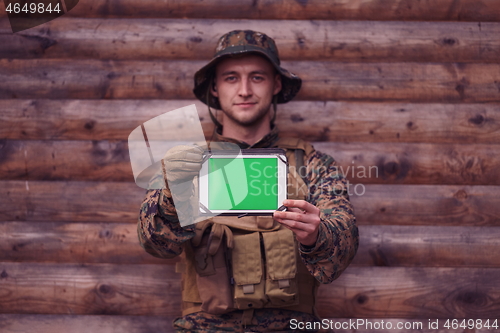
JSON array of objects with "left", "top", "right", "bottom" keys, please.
[
  {"left": 193, "top": 30, "right": 302, "bottom": 110},
  {"left": 138, "top": 187, "right": 194, "bottom": 259},
  {"left": 173, "top": 308, "right": 328, "bottom": 332},
  {"left": 214, "top": 30, "right": 280, "bottom": 64},
  {"left": 137, "top": 127, "right": 358, "bottom": 332}
]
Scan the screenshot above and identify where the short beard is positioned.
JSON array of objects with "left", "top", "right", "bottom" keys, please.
[{"left": 221, "top": 104, "right": 272, "bottom": 128}]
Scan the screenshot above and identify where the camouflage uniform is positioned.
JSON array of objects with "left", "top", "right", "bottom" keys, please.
[
  {"left": 138, "top": 127, "right": 358, "bottom": 332},
  {"left": 137, "top": 30, "right": 358, "bottom": 332}
]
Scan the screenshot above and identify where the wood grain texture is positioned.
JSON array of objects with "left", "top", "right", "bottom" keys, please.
[
  {"left": 2, "top": 139, "right": 499, "bottom": 185},
  {"left": 0, "top": 139, "right": 134, "bottom": 182},
  {"left": 0, "top": 0, "right": 497, "bottom": 327},
  {"left": 278, "top": 102, "right": 500, "bottom": 144},
  {"left": 315, "top": 142, "right": 500, "bottom": 185},
  {"left": 1, "top": 100, "right": 499, "bottom": 144},
  {"left": 1, "top": 181, "right": 499, "bottom": 226},
  {"left": 0, "top": 0, "right": 496, "bottom": 21},
  {"left": 354, "top": 184, "right": 500, "bottom": 227},
  {"left": 0, "top": 262, "right": 181, "bottom": 316},
  {"left": 2, "top": 18, "right": 499, "bottom": 63},
  {"left": 0, "top": 180, "right": 145, "bottom": 223},
  {"left": 1, "top": 263, "right": 499, "bottom": 319},
  {"left": 319, "top": 266, "right": 500, "bottom": 319},
  {"left": 0, "top": 99, "right": 211, "bottom": 141},
  {"left": 0, "top": 221, "right": 173, "bottom": 265},
  {"left": 1, "top": 59, "right": 499, "bottom": 102},
  {"left": 352, "top": 225, "right": 500, "bottom": 268},
  {"left": 3, "top": 222, "right": 500, "bottom": 268},
  {"left": 0, "top": 314, "right": 176, "bottom": 333}
]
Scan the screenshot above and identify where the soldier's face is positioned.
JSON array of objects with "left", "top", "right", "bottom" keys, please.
[{"left": 212, "top": 54, "right": 282, "bottom": 128}]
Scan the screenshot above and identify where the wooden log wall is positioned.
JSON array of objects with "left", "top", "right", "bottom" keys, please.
[{"left": 1, "top": 1, "right": 500, "bottom": 332}]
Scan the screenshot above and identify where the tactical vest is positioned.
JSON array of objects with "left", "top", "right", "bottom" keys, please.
[{"left": 176, "top": 137, "right": 320, "bottom": 322}]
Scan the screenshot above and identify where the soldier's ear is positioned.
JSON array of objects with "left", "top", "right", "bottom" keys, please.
[
  {"left": 273, "top": 74, "right": 282, "bottom": 96},
  {"left": 210, "top": 81, "right": 219, "bottom": 97}
]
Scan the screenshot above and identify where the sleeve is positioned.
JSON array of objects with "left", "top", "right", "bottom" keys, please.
[
  {"left": 137, "top": 174, "right": 196, "bottom": 259},
  {"left": 298, "top": 150, "right": 359, "bottom": 284}
]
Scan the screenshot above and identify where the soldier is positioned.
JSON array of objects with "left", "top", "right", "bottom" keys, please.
[{"left": 138, "top": 30, "right": 359, "bottom": 332}]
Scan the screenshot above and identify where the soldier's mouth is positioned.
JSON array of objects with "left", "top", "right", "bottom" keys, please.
[{"left": 235, "top": 102, "right": 257, "bottom": 108}]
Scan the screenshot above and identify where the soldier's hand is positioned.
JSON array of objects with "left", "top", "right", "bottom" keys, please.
[
  {"left": 273, "top": 199, "right": 321, "bottom": 247},
  {"left": 162, "top": 145, "right": 204, "bottom": 184}
]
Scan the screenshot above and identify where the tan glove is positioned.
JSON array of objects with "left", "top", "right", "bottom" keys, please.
[
  {"left": 161, "top": 144, "right": 204, "bottom": 184},
  {"left": 161, "top": 145, "right": 204, "bottom": 226}
]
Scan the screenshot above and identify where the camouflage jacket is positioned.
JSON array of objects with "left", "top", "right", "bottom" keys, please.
[{"left": 137, "top": 127, "right": 358, "bottom": 331}]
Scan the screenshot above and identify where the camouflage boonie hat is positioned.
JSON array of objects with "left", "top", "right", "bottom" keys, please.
[{"left": 193, "top": 30, "right": 302, "bottom": 110}]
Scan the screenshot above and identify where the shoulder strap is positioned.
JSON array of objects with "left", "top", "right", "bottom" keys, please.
[
  {"left": 274, "top": 137, "right": 314, "bottom": 186},
  {"left": 274, "top": 137, "right": 315, "bottom": 156}
]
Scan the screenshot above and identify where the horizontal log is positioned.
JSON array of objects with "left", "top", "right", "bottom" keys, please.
[
  {"left": 2, "top": 140, "right": 499, "bottom": 185},
  {"left": 0, "top": 99, "right": 212, "bottom": 141},
  {"left": 0, "top": 181, "right": 146, "bottom": 223},
  {"left": 1, "top": 100, "right": 499, "bottom": 144},
  {"left": 280, "top": 102, "right": 500, "bottom": 145},
  {"left": 2, "top": 18, "right": 500, "bottom": 63},
  {"left": 3, "top": 222, "right": 500, "bottom": 268},
  {"left": 0, "top": 0, "right": 497, "bottom": 21},
  {"left": 352, "top": 225, "right": 500, "bottom": 268},
  {"left": 0, "top": 140, "right": 135, "bottom": 182},
  {"left": 1, "top": 181, "right": 498, "bottom": 226},
  {"left": 0, "top": 314, "right": 176, "bottom": 333},
  {"left": 1, "top": 59, "right": 500, "bottom": 102},
  {"left": 0, "top": 221, "right": 173, "bottom": 265},
  {"left": 0, "top": 262, "right": 181, "bottom": 316},
  {"left": 316, "top": 142, "right": 500, "bottom": 185},
  {"left": 318, "top": 266, "right": 500, "bottom": 319},
  {"left": 1, "top": 263, "right": 500, "bottom": 318},
  {"left": 0, "top": 316, "right": 493, "bottom": 333},
  {"left": 354, "top": 184, "right": 500, "bottom": 227}
]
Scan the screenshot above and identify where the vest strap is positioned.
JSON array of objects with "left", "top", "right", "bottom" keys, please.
[
  {"left": 241, "top": 308, "right": 254, "bottom": 326},
  {"left": 210, "top": 215, "right": 281, "bottom": 232},
  {"left": 274, "top": 137, "right": 315, "bottom": 156},
  {"left": 179, "top": 139, "right": 319, "bottom": 317}
]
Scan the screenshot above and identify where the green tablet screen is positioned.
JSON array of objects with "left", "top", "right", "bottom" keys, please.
[{"left": 208, "top": 157, "right": 278, "bottom": 210}]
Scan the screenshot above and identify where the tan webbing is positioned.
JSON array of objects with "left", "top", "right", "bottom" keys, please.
[{"left": 180, "top": 137, "right": 319, "bottom": 316}]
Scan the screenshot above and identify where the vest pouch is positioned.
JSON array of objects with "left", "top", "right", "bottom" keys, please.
[
  {"left": 262, "top": 228, "right": 299, "bottom": 307},
  {"left": 232, "top": 232, "right": 267, "bottom": 310},
  {"left": 192, "top": 230, "right": 234, "bottom": 314}
]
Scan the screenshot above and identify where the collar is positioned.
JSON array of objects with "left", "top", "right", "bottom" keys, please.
[{"left": 210, "top": 125, "right": 280, "bottom": 149}]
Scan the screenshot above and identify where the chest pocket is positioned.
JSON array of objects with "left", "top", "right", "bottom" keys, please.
[{"left": 231, "top": 227, "right": 299, "bottom": 310}]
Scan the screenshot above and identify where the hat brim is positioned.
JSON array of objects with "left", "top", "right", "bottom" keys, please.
[{"left": 193, "top": 48, "right": 301, "bottom": 110}]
